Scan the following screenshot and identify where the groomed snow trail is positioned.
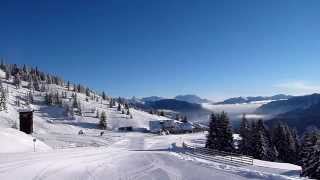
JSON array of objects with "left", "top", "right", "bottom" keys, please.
[{"left": 0, "top": 133, "right": 258, "bottom": 180}]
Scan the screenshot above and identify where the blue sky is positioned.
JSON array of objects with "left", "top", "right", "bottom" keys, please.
[{"left": 1, "top": 0, "right": 320, "bottom": 100}]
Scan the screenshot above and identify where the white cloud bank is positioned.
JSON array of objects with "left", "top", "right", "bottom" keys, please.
[{"left": 274, "top": 81, "right": 320, "bottom": 95}]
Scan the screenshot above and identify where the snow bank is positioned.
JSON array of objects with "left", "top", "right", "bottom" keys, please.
[{"left": 0, "top": 128, "right": 52, "bottom": 153}]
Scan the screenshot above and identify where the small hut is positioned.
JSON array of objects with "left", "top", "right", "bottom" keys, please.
[{"left": 19, "top": 109, "right": 34, "bottom": 134}]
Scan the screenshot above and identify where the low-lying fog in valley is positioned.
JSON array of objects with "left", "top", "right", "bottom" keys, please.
[{"left": 199, "top": 102, "right": 272, "bottom": 126}]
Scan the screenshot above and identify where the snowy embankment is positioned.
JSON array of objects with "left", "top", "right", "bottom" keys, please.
[{"left": 0, "top": 128, "right": 51, "bottom": 153}]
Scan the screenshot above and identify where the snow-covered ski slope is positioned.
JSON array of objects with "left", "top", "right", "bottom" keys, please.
[
  {"left": 0, "top": 133, "right": 303, "bottom": 180},
  {"left": 0, "top": 80, "right": 304, "bottom": 180}
]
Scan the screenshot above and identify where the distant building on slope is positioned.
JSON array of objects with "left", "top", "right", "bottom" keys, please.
[{"left": 149, "top": 119, "right": 176, "bottom": 133}]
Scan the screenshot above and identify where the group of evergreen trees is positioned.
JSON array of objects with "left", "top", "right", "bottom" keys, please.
[
  {"left": 0, "top": 81, "right": 7, "bottom": 111},
  {"left": 0, "top": 60, "right": 141, "bottom": 132},
  {"left": 238, "top": 115, "right": 302, "bottom": 162},
  {"left": 148, "top": 109, "right": 166, "bottom": 117},
  {"left": 206, "top": 112, "right": 320, "bottom": 179},
  {"left": 300, "top": 129, "right": 320, "bottom": 179},
  {"left": 206, "top": 112, "right": 234, "bottom": 152},
  {"left": 238, "top": 116, "right": 276, "bottom": 161}
]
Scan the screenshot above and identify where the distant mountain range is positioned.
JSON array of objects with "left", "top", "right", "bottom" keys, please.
[
  {"left": 215, "top": 94, "right": 293, "bottom": 105},
  {"left": 140, "top": 94, "right": 211, "bottom": 104},
  {"left": 145, "top": 99, "right": 203, "bottom": 112},
  {"left": 266, "top": 100, "right": 320, "bottom": 134},
  {"left": 256, "top": 94, "right": 320, "bottom": 115},
  {"left": 174, "top": 94, "right": 211, "bottom": 104},
  {"left": 140, "top": 96, "right": 164, "bottom": 102},
  {"left": 130, "top": 97, "right": 210, "bottom": 121}
]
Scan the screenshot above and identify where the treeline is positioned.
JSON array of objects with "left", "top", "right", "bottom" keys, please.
[
  {"left": 0, "top": 60, "right": 102, "bottom": 98},
  {"left": 0, "top": 60, "right": 138, "bottom": 130},
  {"left": 206, "top": 112, "right": 320, "bottom": 179}
]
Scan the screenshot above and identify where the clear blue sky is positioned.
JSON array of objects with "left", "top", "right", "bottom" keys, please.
[{"left": 1, "top": 0, "right": 320, "bottom": 100}]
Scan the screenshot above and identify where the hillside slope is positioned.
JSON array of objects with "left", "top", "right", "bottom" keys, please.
[{"left": 256, "top": 94, "right": 320, "bottom": 115}]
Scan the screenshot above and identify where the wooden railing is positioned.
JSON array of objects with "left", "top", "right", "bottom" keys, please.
[{"left": 182, "top": 143, "right": 254, "bottom": 166}]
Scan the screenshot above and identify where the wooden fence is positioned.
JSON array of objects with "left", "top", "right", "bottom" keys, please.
[{"left": 182, "top": 143, "right": 254, "bottom": 166}]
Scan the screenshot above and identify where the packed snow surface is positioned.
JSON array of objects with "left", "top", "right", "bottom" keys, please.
[{"left": 0, "top": 133, "right": 303, "bottom": 180}]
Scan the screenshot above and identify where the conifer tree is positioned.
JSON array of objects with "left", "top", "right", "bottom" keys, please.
[
  {"left": 206, "top": 112, "right": 234, "bottom": 152},
  {"left": 206, "top": 113, "right": 218, "bottom": 149},
  {"left": 159, "top": 111, "right": 165, "bottom": 116},
  {"left": 96, "top": 110, "right": 100, "bottom": 118},
  {"left": 67, "top": 81, "right": 70, "bottom": 91},
  {"left": 109, "top": 99, "right": 114, "bottom": 108},
  {"left": 272, "top": 122, "right": 299, "bottom": 164},
  {"left": 0, "top": 59, "right": 5, "bottom": 71},
  {"left": 251, "top": 119, "right": 276, "bottom": 161},
  {"left": 0, "top": 81, "right": 7, "bottom": 111},
  {"left": 13, "top": 75, "right": 21, "bottom": 89},
  {"left": 300, "top": 130, "right": 320, "bottom": 179},
  {"left": 86, "top": 87, "right": 90, "bottom": 97},
  {"left": 181, "top": 116, "right": 188, "bottom": 123},
  {"left": 239, "top": 114, "right": 251, "bottom": 155},
  {"left": 117, "top": 103, "right": 121, "bottom": 111},
  {"left": 99, "top": 111, "right": 107, "bottom": 129},
  {"left": 102, "top": 91, "right": 106, "bottom": 100},
  {"left": 28, "top": 91, "right": 34, "bottom": 104},
  {"left": 72, "top": 94, "right": 79, "bottom": 109}
]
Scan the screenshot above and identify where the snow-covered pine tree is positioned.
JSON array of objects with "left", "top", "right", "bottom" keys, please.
[
  {"left": 300, "top": 130, "right": 320, "bottom": 179},
  {"left": 0, "top": 58, "right": 5, "bottom": 71},
  {"left": 124, "top": 103, "right": 129, "bottom": 110},
  {"left": 175, "top": 114, "right": 180, "bottom": 121},
  {"left": 216, "top": 111, "right": 234, "bottom": 152},
  {"left": 0, "top": 81, "right": 7, "bottom": 111},
  {"left": 99, "top": 111, "right": 107, "bottom": 129},
  {"left": 181, "top": 116, "right": 188, "bottom": 123},
  {"left": 96, "top": 110, "right": 100, "bottom": 118},
  {"left": 67, "top": 81, "right": 70, "bottom": 91},
  {"left": 206, "top": 113, "right": 218, "bottom": 149},
  {"left": 5, "top": 71, "right": 11, "bottom": 80},
  {"left": 54, "top": 92, "right": 62, "bottom": 105},
  {"left": 272, "top": 122, "right": 299, "bottom": 164},
  {"left": 86, "top": 87, "right": 90, "bottom": 97},
  {"left": 102, "top": 91, "right": 106, "bottom": 100},
  {"left": 72, "top": 94, "right": 79, "bottom": 109},
  {"left": 117, "top": 103, "right": 121, "bottom": 111},
  {"left": 251, "top": 119, "right": 276, "bottom": 161},
  {"left": 28, "top": 91, "right": 34, "bottom": 104},
  {"left": 33, "top": 78, "right": 40, "bottom": 91},
  {"left": 27, "top": 77, "right": 34, "bottom": 90},
  {"left": 206, "top": 112, "right": 234, "bottom": 152},
  {"left": 45, "top": 93, "right": 53, "bottom": 105},
  {"left": 239, "top": 114, "right": 251, "bottom": 155},
  {"left": 13, "top": 75, "right": 21, "bottom": 89}
]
